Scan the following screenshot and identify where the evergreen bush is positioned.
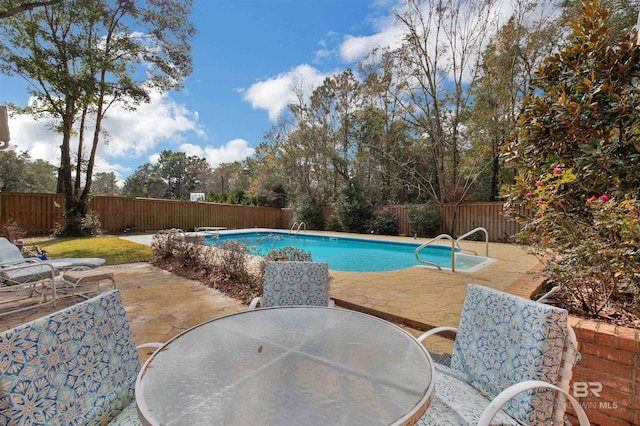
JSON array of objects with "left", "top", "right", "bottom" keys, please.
[
  {"left": 366, "top": 209, "right": 399, "bottom": 235},
  {"left": 293, "top": 195, "right": 324, "bottom": 230},
  {"left": 407, "top": 202, "right": 441, "bottom": 237},
  {"left": 502, "top": 2, "right": 640, "bottom": 324},
  {"left": 334, "top": 180, "right": 372, "bottom": 233}
]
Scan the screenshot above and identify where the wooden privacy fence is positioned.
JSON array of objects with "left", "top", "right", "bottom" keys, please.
[
  {"left": 0, "top": 193, "right": 281, "bottom": 235},
  {"left": 284, "top": 203, "right": 526, "bottom": 242},
  {"left": 1, "top": 192, "right": 525, "bottom": 241}
]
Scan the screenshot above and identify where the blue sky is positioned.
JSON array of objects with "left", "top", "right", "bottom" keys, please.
[{"left": 0, "top": 0, "right": 402, "bottom": 183}]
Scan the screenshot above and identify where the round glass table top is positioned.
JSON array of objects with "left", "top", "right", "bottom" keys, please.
[{"left": 136, "top": 306, "right": 434, "bottom": 426}]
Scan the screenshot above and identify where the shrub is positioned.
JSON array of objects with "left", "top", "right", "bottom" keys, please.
[
  {"left": 324, "top": 215, "right": 343, "bottom": 232},
  {"left": 214, "top": 240, "right": 254, "bottom": 285},
  {"left": 366, "top": 209, "right": 399, "bottom": 235},
  {"left": 293, "top": 195, "right": 324, "bottom": 230},
  {"left": 408, "top": 202, "right": 441, "bottom": 237},
  {"left": 79, "top": 211, "right": 102, "bottom": 236},
  {"left": 151, "top": 229, "right": 187, "bottom": 259},
  {"left": 55, "top": 210, "right": 102, "bottom": 237},
  {"left": 516, "top": 169, "right": 640, "bottom": 322},
  {"left": 151, "top": 229, "right": 207, "bottom": 268},
  {"left": 1, "top": 219, "right": 26, "bottom": 242},
  {"left": 334, "top": 180, "right": 372, "bottom": 233},
  {"left": 502, "top": 2, "right": 640, "bottom": 325},
  {"left": 265, "top": 247, "right": 312, "bottom": 262}
]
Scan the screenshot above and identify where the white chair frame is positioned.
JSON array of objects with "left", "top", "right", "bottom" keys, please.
[{"left": 418, "top": 322, "right": 590, "bottom": 425}]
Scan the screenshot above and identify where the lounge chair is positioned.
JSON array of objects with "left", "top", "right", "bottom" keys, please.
[
  {"left": 0, "top": 237, "right": 106, "bottom": 268},
  {"left": 0, "top": 289, "right": 161, "bottom": 425},
  {"left": 415, "top": 284, "right": 589, "bottom": 425},
  {"left": 249, "top": 261, "right": 334, "bottom": 309},
  {"left": 0, "top": 261, "right": 56, "bottom": 315},
  {"left": 0, "top": 237, "right": 108, "bottom": 313}
]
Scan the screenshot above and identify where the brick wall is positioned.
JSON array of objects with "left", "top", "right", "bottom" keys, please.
[{"left": 567, "top": 317, "right": 639, "bottom": 425}]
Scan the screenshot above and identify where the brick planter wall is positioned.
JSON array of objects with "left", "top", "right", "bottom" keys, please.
[{"left": 567, "top": 317, "right": 639, "bottom": 425}]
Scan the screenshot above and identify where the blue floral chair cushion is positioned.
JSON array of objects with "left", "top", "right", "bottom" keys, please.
[
  {"left": 0, "top": 289, "right": 143, "bottom": 425},
  {"left": 262, "top": 261, "right": 330, "bottom": 308},
  {"left": 418, "top": 364, "right": 520, "bottom": 425},
  {"left": 417, "top": 284, "right": 568, "bottom": 425}
]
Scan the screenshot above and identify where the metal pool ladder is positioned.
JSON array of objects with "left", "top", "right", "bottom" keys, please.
[
  {"left": 289, "top": 221, "right": 306, "bottom": 235},
  {"left": 414, "top": 234, "right": 454, "bottom": 271},
  {"left": 414, "top": 227, "right": 488, "bottom": 272},
  {"left": 455, "top": 227, "right": 489, "bottom": 257}
]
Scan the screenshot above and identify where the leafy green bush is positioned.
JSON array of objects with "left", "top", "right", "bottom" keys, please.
[
  {"left": 293, "top": 195, "right": 324, "bottom": 230},
  {"left": 408, "top": 202, "right": 441, "bottom": 237},
  {"left": 502, "top": 2, "right": 640, "bottom": 324},
  {"left": 334, "top": 180, "right": 372, "bottom": 233},
  {"left": 324, "top": 215, "right": 343, "bottom": 232},
  {"left": 366, "top": 209, "right": 399, "bottom": 235},
  {"left": 515, "top": 170, "right": 639, "bottom": 321}
]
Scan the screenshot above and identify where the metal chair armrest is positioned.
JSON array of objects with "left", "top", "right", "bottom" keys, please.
[
  {"left": 0, "top": 258, "right": 41, "bottom": 267},
  {"left": 0, "top": 261, "right": 55, "bottom": 276},
  {"left": 416, "top": 326, "right": 458, "bottom": 343},
  {"left": 248, "top": 297, "right": 262, "bottom": 310},
  {"left": 477, "top": 380, "right": 590, "bottom": 426},
  {"left": 137, "top": 342, "right": 163, "bottom": 350}
]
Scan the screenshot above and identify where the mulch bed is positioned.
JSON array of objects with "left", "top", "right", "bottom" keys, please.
[{"left": 151, "top": 257, "right": 261, "bottom": 304}]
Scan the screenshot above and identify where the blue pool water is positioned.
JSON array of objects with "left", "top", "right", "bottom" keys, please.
[{"left": 204, "top": 230, "right": 492, "bottom": 272}]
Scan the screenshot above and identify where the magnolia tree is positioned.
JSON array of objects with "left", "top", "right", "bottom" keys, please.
[{"left": 502, "top": 1, "right": 640, "bottom": 324}]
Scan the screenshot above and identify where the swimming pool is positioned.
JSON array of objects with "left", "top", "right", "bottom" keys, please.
[{"left": 203, "top": 230, "right": 495, "bottom": 273}]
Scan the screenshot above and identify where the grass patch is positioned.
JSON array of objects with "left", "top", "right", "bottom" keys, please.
[{"left": 28, "top": 236, "right": 154, "bottom": 265}]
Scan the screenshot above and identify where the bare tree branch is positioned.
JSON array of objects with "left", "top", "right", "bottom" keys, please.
[{"left": 0, "top": 1, "right": 62, "bottom": 19}]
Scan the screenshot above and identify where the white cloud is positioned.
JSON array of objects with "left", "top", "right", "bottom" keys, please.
[
  {"left": 147, "top": 138, "right": 254, "bottom": 171},
  {"left": 148, "top": 152, "right": 161, "bottom": 164},
  {"left": 178, "top": 139, "right": 255, "bottom": 168},
  {"left": 340, "top": 25, "right": 405, "bottom": 62},
  {"left": 179, "top": 142, "right": 205, "bottom": 158},
  {"left": 240, "top": 64, "right": 329, "bottom": 121},
  {"left": 5, "top": 89, "right": 208, "bottom": 181},
  {"left": 101, "top": 89, "right": 207, "bottom": 158},
  {"left": 7, "top": 113, "right": 60, "bottom": 162},
  {"left": 200, "top": 139, "right": 255, "bottom": 168}
]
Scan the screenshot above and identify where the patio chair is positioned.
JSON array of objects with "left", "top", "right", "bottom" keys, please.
[
  {"left": 0, "top": 237, "right": 106, "bottom": 269},
  {"left": 0, "top": 237, "right": 109, "bottom": 310},
  {"left": 0, "top": 261, "right": 56, "bottom": 315},
  {"left": 249, "top": 261, "right": 334, "bottom": 309},
  {"left": 415, "top": 284, "right": 589, "bottom": 426},
  {"left": 58, "top": 268, "right": 117, "bottom": 301},
  {"left": 0, "top": 289, "right": 162, "bottom": 425}
]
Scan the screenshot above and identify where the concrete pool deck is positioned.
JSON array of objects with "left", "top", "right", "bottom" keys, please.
[{"left": 1, "top": 233, "right": 544, "bottom": 355}]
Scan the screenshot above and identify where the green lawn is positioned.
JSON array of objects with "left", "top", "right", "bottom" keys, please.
[{"left": 28, "top": 236, "right": 155, "bottom": 265}]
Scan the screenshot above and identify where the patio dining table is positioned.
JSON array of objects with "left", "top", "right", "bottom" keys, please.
[{"left": 135, "top": 306, "right": 434, "bottom": 425}]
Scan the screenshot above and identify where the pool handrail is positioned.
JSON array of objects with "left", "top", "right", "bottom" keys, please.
[
  {"left": 289, "top": 221, "right": 306, "bottom": 235},
  {"left": 455, "top": 227, "right": 489, "bottom": 257},
  {"left": 415, "top": 234, "right": 455, "bottom": 272}
]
